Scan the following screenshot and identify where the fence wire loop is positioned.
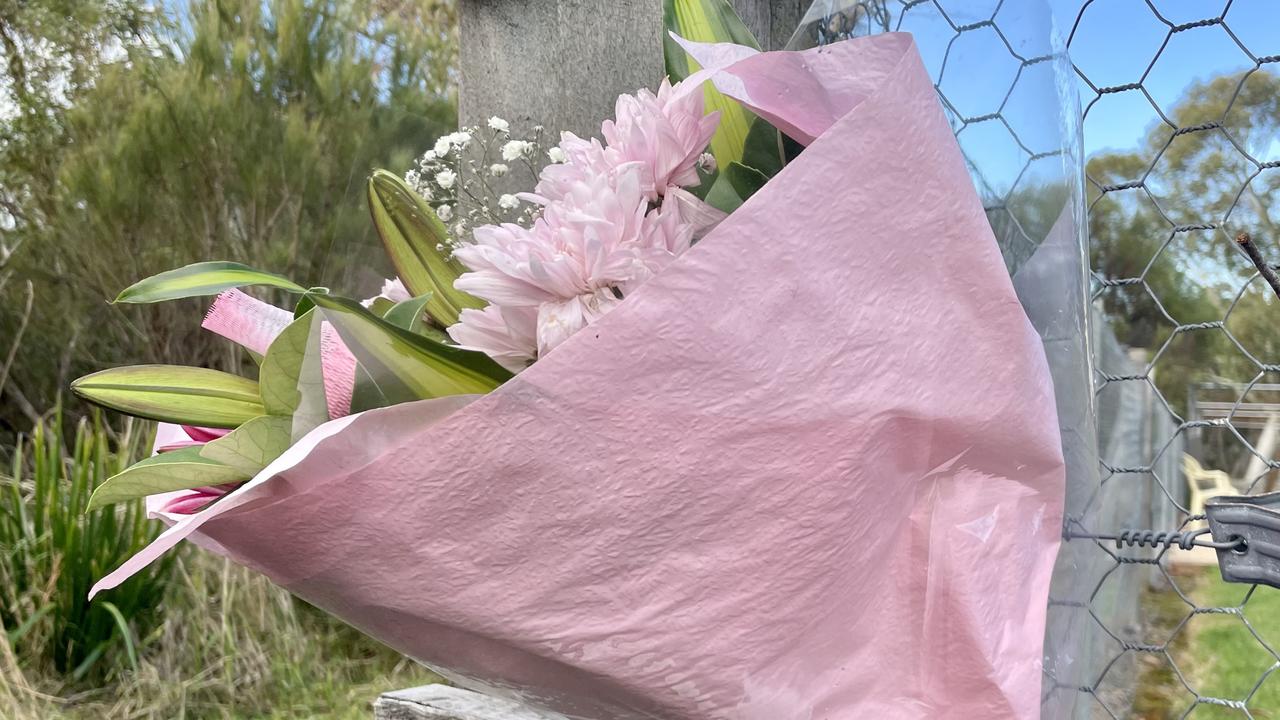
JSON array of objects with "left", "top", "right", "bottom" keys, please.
[{"left": 1068, "top": 526, "right": 1248, "bottom": 553}]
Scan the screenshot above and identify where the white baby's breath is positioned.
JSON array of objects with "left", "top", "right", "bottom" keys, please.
[
  {"left": 408, "top": 121, "right": 553, "bottom": 231},
  {"left": 502, "top": 140, "right": 532, "bottom": 161},
  {"left": 547, "top": 146, "right": 567, "bottom": 163},
  {"left": 697, "top": 152, "right": 717, "bottom": 173}
]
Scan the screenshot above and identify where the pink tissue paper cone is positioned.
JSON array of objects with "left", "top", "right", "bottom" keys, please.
[{"left": 95, "top": 33, "right": 1064, "bottom": 719}]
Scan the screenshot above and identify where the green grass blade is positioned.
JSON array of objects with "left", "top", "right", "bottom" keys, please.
[
  {"left": 6, "top": 604, "right": 53, "bottom": 646},
  {"left": 98, "top": 601, "right": 139, "bottom": 672},
  {"left": 71, "top": 365, "right": 265, "bottom": 428},
  {"left": 114, "top": 261, "right": 307, "bottom": 303},
  {"left": 69, "top": 642, "right": 108, "bottom": 682}
]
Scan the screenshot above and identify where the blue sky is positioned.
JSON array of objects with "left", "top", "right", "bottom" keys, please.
[
  {"left": 1052, "top": 0, "right": 1277, "bottom": 155},
  {"left": 878, "top": 0, "right": 1278, "bottom": 202}
]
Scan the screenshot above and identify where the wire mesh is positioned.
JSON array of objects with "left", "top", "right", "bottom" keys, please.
[
  {"left": 1061, "top": 2, "right": 1280, "bottom": 718},
  {"left": 792, "top": 0, "right": 1280, "bottom": 717}
]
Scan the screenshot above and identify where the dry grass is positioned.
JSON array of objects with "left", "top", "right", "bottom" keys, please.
[
  {"left": 1, "top": 554, "right": 442, "bottom": 720},
  {"left": 1, "top": 416, "right": 440, "bottom": 719}
]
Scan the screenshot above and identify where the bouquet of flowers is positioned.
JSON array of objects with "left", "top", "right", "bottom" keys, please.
[{"left": 76, "top": 4, "right": 1065, "bottom": 718}]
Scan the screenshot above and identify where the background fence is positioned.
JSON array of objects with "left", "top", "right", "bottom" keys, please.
[{"left": 800, "top": 0, "right": 1280, "bottom": 717}]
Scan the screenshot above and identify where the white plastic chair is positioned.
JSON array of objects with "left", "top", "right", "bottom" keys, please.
[{"left": 1182, "top": 453, "right": 1236, "bottom": 518}]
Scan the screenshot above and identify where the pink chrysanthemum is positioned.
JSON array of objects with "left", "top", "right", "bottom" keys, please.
[
  {"left": 449, "top": 76, "right": 720, "bottom": 365},
  {"left": 531, "top": 78, "right": 719, "bottom": 203},
  {"left": 451, "top": 164, "right": 694, "bottom": 358}
]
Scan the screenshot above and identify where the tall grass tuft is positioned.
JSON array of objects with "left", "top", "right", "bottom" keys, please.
[
  {"left": 0, "top": 412, "right": 174, "bottom": 685},
  {"left": 0, "top": 411, "right": 440, "bottom": 718}
]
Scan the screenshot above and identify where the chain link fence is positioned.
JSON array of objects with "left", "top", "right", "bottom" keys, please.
[{"left": 801, "top": 0, "right": 1280, "bottom": 717}]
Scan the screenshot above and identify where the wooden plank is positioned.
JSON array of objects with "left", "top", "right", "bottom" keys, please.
[
  {"left": 374, "top": 684, "right": 568, "bottom": 720},
  {"left": 458, "top": 0, "right": 664, "bottom": 139},
  {"left": 733, "top": 0, "right": 810, "bottom": 50},
  {"left": 458, "top": 0, "right": 811, "bottom": 140}
]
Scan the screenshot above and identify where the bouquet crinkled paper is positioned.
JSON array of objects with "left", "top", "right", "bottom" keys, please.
[{"left": 92, "top": 33, "right": 1064, "bottom": 720}]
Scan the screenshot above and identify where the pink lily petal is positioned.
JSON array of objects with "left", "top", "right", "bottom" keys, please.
[{"left": 181, "top": 425, "right": 230, "bottom": 442}]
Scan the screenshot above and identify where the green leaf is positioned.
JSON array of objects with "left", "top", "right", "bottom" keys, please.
[
  {"left": 86, "top": 447, "right": 249, "bottom": 511},
  {"left": 292, "top": 287, "right": 328, "bottom": 318},
  {"left": 704, "top": 172, "right": 745, "bottom": 214},
  {"left": 71, "top": 365, "right": 265, "bottom": 428},
  {"left": 368, "top": 170, "right": 484, "bottom": 326},
  {"left": 383, "top": 292, "right": 433, "bottom": 331},
  {"left": 664, "top": 0, "right": 761, "bottom": 168},
  {"left": 725, "top": 161, "right": 769, "bottom": 200},
  {"left": 367, "top": 296, "right": 395, "bottom": 318},
  {"left": 309, "top": 293, "right": 509, "bottom": 406},
  {"left": 99, "top": 602, "right": 139, "bottom": 672},
  {"left": 740, "top": 116, "right": 786, "bottom": 178},
  {"left": 114, "top": 261, "right": 306, "bottom": 303},
  {"left": 258, "top": 311, "right": 328, "bottom": 437},
  {"left": 198, "top": 415, "right": 292, "bottom": 475}
]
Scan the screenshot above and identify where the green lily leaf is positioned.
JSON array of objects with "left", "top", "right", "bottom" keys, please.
[
  {"left": 114, "top": 261, "right": 306, "bottom": 304},
  {"left": 725, "top": 161, "right": 769, "bottom": 199},
  {"left": 664, "top": 0, "right": 761, "bottom": 168},
  {"left": 740, "top": 116, "right": 786, "bottom": 179},
  {"left": 367, "top": 296, "right": 396, "bottom": 318},
  {"left": 704, "top": 162, "right": 770, "bottom": 214},
  {"left": 198, "top": 415, "right": 293, "bottom": 476},
  {"left": 86, "top": 447, "right": 249, "bottom": 511},
  {"left": 258, "top": 311, "right": 328, "bottom": 439},
  {"left": 71, "top": 365, "right": 264, "bottom": 428},
  {"left": 368, "top": 170, "right": 484, "bottom": 327},
  {"left": 309, "top": 293, "right": 509, "bottom": 407},
  {"left": 704, "top": 172, "right": 744, "bottom": 214},
  {"left": 292, "top": 287, "right": 328, "bottom": 318},
  {"left": 383, "top": 292, "right": 433, "bottom": 331}
]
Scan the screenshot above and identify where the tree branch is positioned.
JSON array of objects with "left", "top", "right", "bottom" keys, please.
[{"left": 1237, "top": 233, "right": 1280, "bottom": 302}]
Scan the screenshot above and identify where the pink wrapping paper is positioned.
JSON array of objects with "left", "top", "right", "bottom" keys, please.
[{"left": 95, "top": 34, "right": 1064, "bottom": 719}]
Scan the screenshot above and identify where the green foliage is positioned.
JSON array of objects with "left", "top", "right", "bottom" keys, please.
[
  {"left": 197, "top": 415, "right": 293, "bottom": 475},
  {"left": 114, "top": 262, "right": 308, "bottom": 303},
  {"left": 87, "top": 446, "right": 249, "bottom": 511},
  {"left": 367, "top": 170, "right": 483, "bottom": 327},
  {"left": 1089, "top": 70, "right": 1280, "bottom": 418},
  {"left": 310, "top": 293, "right": 510, "bottom": 409},
  {"left": 0, "top": 0, "right": 458, "bottom": 435},
  {"left": 0, "top": 413, "right": 174, "bottom": 684},
  {"left": 258, "top": 311, "right": 328, "bottom": 435},
  {"left": 663, "top": 0, "right": 760, "bottom": 169}
]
